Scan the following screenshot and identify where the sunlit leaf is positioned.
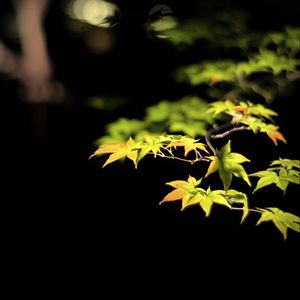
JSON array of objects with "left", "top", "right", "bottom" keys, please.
[
  {"left": 252, "top": 171, "right": 278, "bottom": 193},
  {"left": 252, "top": 159, "right": 300, "bottom": 193},
  {"left": 205, "top": 157, "right": 218, "bottom": 177},
  {"left": 166, "top": 180, "right": 190, "bottom": 189},
  {"left": 162, "top": 188, "right": 186, "bottom": 202},
  {"left": 181, "top": 193, "right": 202, "bottom": 211},
  {"left": 270, "top": 158, "right": 300, "bottom": 170},
  {"left": 226, "top": 189, "right": 249, "bottom": 223},
  {"left": 214, "top": 140, "right": 251, "bottom": 190},
  {"left": 90, "top": 137, "right": 142, "bottom": 168},
  {"left": 199, "top": 196, "right": 213, "bottom": 217},
  {"left": 265, "top": 125, "right": 287, "bottom": 146},
  {"left": 160, "top": 176, "right": 202, "bottom": 205},
  {"left": 167, "top": 136, "right": 208, "bottom": 156},
  {"left": 256, "top": 208, "right": 300, "bottom": 240},
  {"left": 207, "top": 190, "right": 231, "bottom": 209}
]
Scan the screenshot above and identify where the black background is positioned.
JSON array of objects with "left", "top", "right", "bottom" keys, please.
[{"left": 1, "top": 0, "right": 300, "bottom": 294}]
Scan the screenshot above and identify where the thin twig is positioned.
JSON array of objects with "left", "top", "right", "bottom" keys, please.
[
  {"left": 205, "top": 121, "right": 233, "bottom": 156},
  {"left": 211, "top": 126, "right": 250, "bottom": 139},
  {"left": 152, "top": 153, "right": 210, "bottom": 164}
]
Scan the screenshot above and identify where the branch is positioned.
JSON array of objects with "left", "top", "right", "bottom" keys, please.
[
  {"left": 205, "top": 121, "right": 234, "bottom": 155},
  {"left": 151, "top": 152, "right": 211, "bottom": 164},
  {"left": 211, "top": 126, "right": 250, "bottom": 139}
]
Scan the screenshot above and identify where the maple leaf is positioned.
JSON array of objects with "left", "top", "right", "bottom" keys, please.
[
  {"left": 207, "top": 100, "right": 236, "bottom": 117},
  {"left": 252, "top": 158, "right": 300, "bottom": 193},
  {"left": 205, "top": 140, "right": 251, "bottom": 190},
  {"left": 256, "top": 208, "right": 300, "bottom": 240},
  {"left": 205, "top": 156, "right": 218, "bottom": 177},
  {"left": 247, "top": 103, "right": 278, "bottom": 121},
  {"left": 270, "top": 158, "right": 300, "bottom": 170},
  {"left": 159, "top": 176, "right": 204, "bottom": 209},
  {"left": 226, "top": 189, "right": 249, "bottom": 223},
  {"left": 265, "top": 124, "right": 287, "bottom": 146},
  {"left": 252, "top": 170, "right": 279, "bottom": 193},
  {"left": 90, "top": 137, "right": 142, "bottom": 168},
  {"left": 167, "top": 136, "right": 208, "bottom": 156},
  {"left": 136, "top": 135, "right": 170, "bottom": 163},
  {"left": 160, "top": 177, "right": 231, "bottom": 216}
]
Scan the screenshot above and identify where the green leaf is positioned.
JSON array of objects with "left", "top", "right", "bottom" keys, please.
[
  {"left": 256, "top": 210, "right": 274, "bottom": 225},
  {"left": 252, "top": 158, "right": 300, "bottom": 193},
  {"left": 273, "top": 219, "right": 288, "bottom": 240},
  {"left": 181, "top": 193, "right": 202, "bottom": 211},
  {"left": 226, "top": 189, "right": 248, "bottom": 223},
  {"left": 218, "top": 140, "right": 232, "bottom": 157},
  {"left": 215, "top": 141, "right": 251, "bottom": 190},
  {"left": 270, "top": 158, "right": 300, "bottom": 170},
  {"left": 219, "top": 159, "right": 233, "bottom": 191},
  {"left": 226, "top": 153, "right": 250, "bottom": 164},
  {"left": 207, "top": 190, "right": 231, "bottom": 209},
  {"left": 199, "top": 196, "right": 213, "bottom": 217},
  {"left": 256, "top": 208, "right": 300, "bottom": 240},
  {"left": 253, "top": 171, "right": 278, "bottom": 193},
  {"left": 226, "top": 161, "right": 251, "bottom": 186}
]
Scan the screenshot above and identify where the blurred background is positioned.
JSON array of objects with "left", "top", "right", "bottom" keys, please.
[{"left": 1, "top": 0, "right": 300, "bottom": 283}]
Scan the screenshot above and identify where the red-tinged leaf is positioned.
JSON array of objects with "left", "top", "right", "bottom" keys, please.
[
  {"left": 166, "top": 180, "right": 188, "bottom": 189},
  {"left": 160, "top": 188, "right": 185, "bottom": 204},
  {"left": 233, "top": 106, "right": 249, "bottom": 115},
  {"left": 266, "top": 127, "right": 287, "bottom": 146}
]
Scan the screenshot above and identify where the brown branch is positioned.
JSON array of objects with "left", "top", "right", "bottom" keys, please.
[{"left": 211, "top": 126, "right": 250, "bottom": 139}]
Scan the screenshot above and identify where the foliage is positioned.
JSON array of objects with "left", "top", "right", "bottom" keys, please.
[{"left": 90, "top": 8, "right": 300, "bottom": 241}]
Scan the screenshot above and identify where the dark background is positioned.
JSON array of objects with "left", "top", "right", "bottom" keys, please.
[{"left": 1, "top": 0, "right": 300, "bottom": 292}]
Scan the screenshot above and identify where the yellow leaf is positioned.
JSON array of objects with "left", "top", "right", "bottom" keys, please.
[
  {"left": 205, "top": 158, "right": 218, "bottom": 177},
  {"left": 127, "top": 150, "right": 139, "bottom": 168},
  {"left": 199, "top": 197, "right": 213, "bottom": 217},
  {"left": 90, "top": 143, "right": 124, "bottom": 158},
  {"left": 102, "top": 151, "right": 128, "bottom": 168}
]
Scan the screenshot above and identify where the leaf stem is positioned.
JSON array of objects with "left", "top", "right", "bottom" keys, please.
[{"left": 231, "top": 207, "right": 262, "bottom": 214}]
